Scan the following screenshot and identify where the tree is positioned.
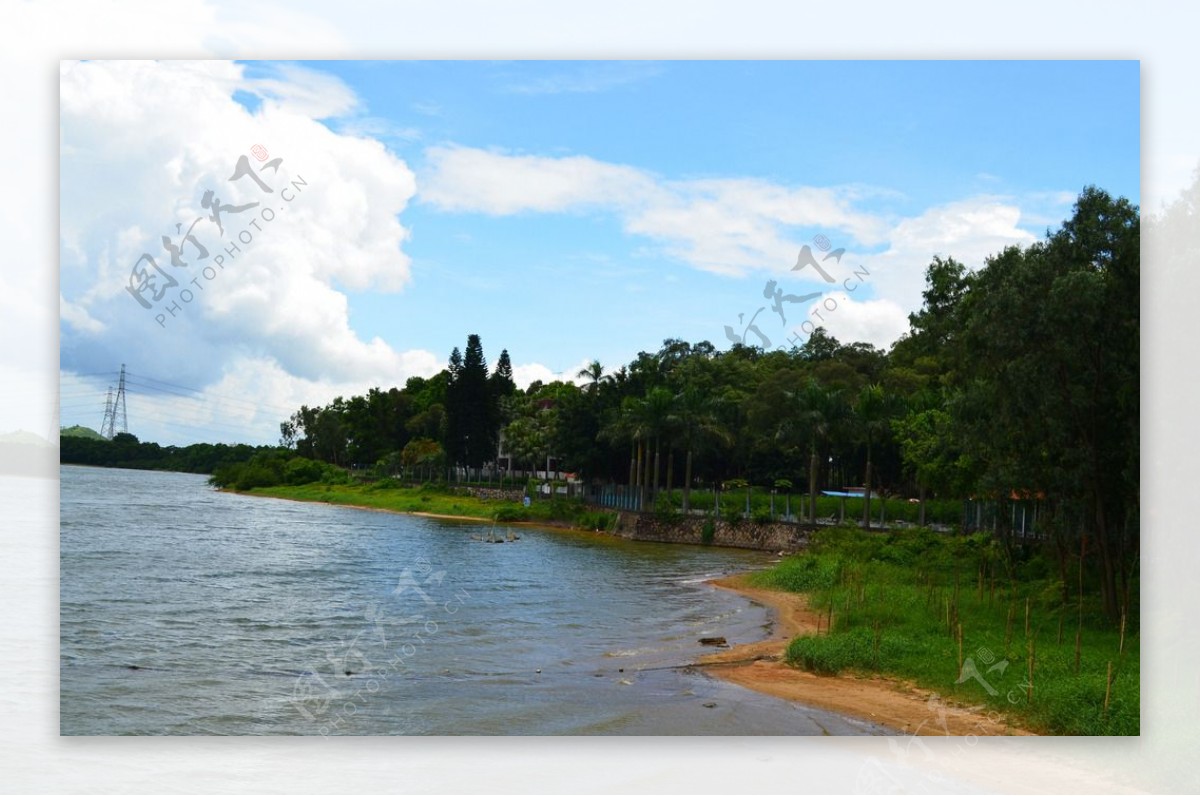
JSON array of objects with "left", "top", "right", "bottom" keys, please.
[
  {"left": 401, "top": 438, "right": 444, "bottom": 482},
  {"left": 892, "top": 395, "right": 972, "bottom": 526},
  {"left": 671, "top": 386, "right": 729, "bottom": 513},
  {"left": 445, "top": 334, "right": 499, "bottom": 472},
  {"left": 787, "top": 379, "right": 845, "bottom": 524},
  {"left": 854, "top": 384, "right": 898, "bottom": 529},
  {"left": 490, "top": 349, "right": 516, "bottom": 399},
  {"left": 957, "top": 186, "right": 1138, "bottom": 621},
  {"left": 576, "top": 359, "right": 612, "bottom": 393}
]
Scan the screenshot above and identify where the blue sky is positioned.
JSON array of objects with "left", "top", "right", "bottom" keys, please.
[{"left": 58, "top": 60, "right": 1139, "bottom": 445}]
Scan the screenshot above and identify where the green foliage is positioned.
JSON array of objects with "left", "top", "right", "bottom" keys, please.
[
  {"left": 576, "top": 510, "right": 614, "bottom": 531},
  {"left": 284, "top": 457, "right": 326, "bottom": 485},
  {"left": 492, "top": 506, "right": 528, "bottom": 522},
  {"left": 700, "top": 519, "right": 716, "bottom": 545},
  {"left": 752, "top": 527, "right": 1138, "bottom": 735}
]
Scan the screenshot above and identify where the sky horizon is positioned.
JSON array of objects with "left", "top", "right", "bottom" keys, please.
[{"left": 58, "top": 60, "right": 1140, "bottom": 447}]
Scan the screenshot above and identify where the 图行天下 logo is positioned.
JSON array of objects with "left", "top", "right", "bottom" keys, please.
[{"left": 125, "top": 146, "right": 309, "bottom": 328}]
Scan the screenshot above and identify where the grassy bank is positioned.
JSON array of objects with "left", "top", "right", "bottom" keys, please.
[
  {"left": 241, "top": 481, "right": 618, "bottom": 531},
  {"left": 748, "top": 527, "right": 1138, "bottom": 735}
]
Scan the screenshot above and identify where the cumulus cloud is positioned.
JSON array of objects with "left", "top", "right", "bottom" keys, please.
[
  {"left": 59, "top": 60, "right": 439, "bottom": 442},
  {"left": 791, "top": 293, "right": 912, "bottom": 351}
]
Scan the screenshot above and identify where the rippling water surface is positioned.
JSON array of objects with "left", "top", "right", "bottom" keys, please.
[{"left": 60, "top": 465, "right": 889, "bottom": 735}]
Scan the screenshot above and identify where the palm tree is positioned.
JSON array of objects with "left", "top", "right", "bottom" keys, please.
[
  {"left": 854, "top": 383, "right": 897, "bottom": 529},
  {"left": 671, "top": 386, "right": 730, "bottom": 514},
  {"left": 641, "top": 387, "right": 676, "bottom": 505},
  {"left": 783, "top": 379, "right": 845, "bottom": 525},
  {"left": 576, "top": 359, "right": 610, "bottom": 393}
]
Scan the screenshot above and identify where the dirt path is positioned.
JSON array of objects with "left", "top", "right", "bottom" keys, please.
[{"left": 700, "top": 574, "right": 1036, "bottom": 736}]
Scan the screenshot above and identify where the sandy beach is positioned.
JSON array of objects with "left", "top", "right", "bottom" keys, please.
[{"left": 700, "top": 574, "right": 1036, "bottom": 736}]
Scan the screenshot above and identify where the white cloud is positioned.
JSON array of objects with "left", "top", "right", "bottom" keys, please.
[
  {"left": 60, "top": 295, "right": 105, "bottom": 335},
  {"left": 423, "top": 146, "right": 1044, "bottom": 351},
  {"left": 422, "top": 145, "right": 659, "bottom": 215},
  {"left": 420, "top": 145, "right": 889, "bottom": 278},
  {"left": 243, "top": 62, "right": 359, "bottom": 119},
  {"left": 859, "top": 197, "right": 1039, "bottom": 318},
  {"left": 792, "top": 293, "right": 912, "bottom": 351},
  {"left": 511, "top": 358, "right": 595, "bottom": 391},
  {"left": 59, "top": 60, "right": 436, "bottom": 442}
]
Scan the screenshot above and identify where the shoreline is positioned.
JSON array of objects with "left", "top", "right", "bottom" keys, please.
[
  {"left": 699, "top": 573, "right": 1037, "bottom": 736},
  {"left": 233, "top": 488, "right": 1035, "bottom": 735},
  {"left": 233, "top": 488, "right": 615, "bottom": 536}
]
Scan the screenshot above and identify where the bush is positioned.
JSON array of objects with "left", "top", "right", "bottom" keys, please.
[
  {"left": 700, "top": 519, "right": 716, "bottom": 545},
  {"left": 576, "top": 510, "right": 613, "bottom": 531},
  {"left": 493, "top": 506, "right": 529, "bottom": 523},
  {"left": 284, "top": 457, "right": 326, "bottom": 485},
  {"left": 654, "top": 497, "right": 680, "bottom": 524}
]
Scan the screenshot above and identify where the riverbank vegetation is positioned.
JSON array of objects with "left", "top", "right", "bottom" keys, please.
[
  {"left": 243, "top": 479, "right": 614, "bottom": 530},
  {"left": 750, "top": 527, "right": 1138, "bottom": 735}
]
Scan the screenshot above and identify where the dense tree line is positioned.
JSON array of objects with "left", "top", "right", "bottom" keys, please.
[
  {"left": 282, "top": 187, "right": 1138, "bottom": 622},
  {"left": 60, "top": 432, "right": 278, "bottom": 474}
]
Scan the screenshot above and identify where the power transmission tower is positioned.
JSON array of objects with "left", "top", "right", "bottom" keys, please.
[
  {"left": 113, "top": 364, "right": 128, "bottom": 436},
  {"left": 99, "top": 365, "right": 129, "bottom": 439},
  {"left": 101, "top": 387, "right": 114, "bottom": 439}
]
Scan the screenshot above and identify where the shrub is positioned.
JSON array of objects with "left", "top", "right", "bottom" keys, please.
[
  {"left": 721, "top": 500, "right": 744, "bottom": 525},
  {"left": 284, "top": 457, "right": 325, "bottom": 485},
  {"left": 700, "top": 519, "right": 716, "bottom": 545},
  {"left": 575, "top": 510, "right": 613, "bottom": 531},
  {"left": 493, "top": 506, "right": 529, "bottom": 523}
]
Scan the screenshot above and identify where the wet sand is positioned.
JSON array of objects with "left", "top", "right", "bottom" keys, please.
[{"left": 700, "top": 574, "right": 1036, "bottom": 736}]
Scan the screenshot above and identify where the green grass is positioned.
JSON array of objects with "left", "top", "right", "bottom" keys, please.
[
  {"left": 246, "top": 481, "right": 614, "bottom": 529},
  {"left": 654, "top": 487, "right": 962, "bottom": 525},
  {"left": 748, "top": 527, "right": 1139, "bottom": 735}
]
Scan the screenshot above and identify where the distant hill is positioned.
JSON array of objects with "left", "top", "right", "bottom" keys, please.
[
  {"left": 0, "top": 430, "right": 51, "bottom": 446},
  {"left": 61, "top": 425, "right": 106, "bottom": 442},
  {"left": 0, "top": 429, "right": 56, "bottom": 478}
]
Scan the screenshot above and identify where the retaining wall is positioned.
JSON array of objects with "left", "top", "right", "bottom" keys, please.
[{"left": 613, "top": 512, "right": 814, "bottom": 552}]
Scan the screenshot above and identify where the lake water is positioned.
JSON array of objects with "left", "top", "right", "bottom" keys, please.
[{"left": 60, "top": 465, "right": 889, "bottom": 735}]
